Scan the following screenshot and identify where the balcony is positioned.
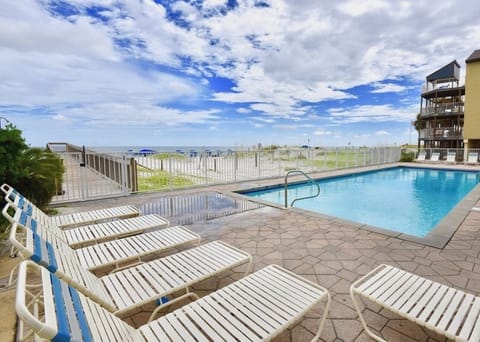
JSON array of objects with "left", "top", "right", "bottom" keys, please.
[
  {"left": 419, "top": 127, "right": 463, "bottom": 140},
  {"left": 420, "top": 103, "right": 464, "bottom": 117},
  {"left": 421, "top": 84, "right": 465, "bottom": 99}
]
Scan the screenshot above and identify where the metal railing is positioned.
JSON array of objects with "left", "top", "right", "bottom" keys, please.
[
  {"left": 47, "top": 143, "right": 137, "bottom": 203},
  {"left": 421, "top": 79, "right": 461, "bottom": 93},
  {"left": 418, "top": 127, "right": 463, "bottom": 140},
  {"left": 284, "top": 170, "right": 320, "bottom": 208},
  {"left": 49, "top": 146, "right": 402, "bottom": 203},
  {"left": 421, "top": 104, "right": 463, "bottom": 116}
]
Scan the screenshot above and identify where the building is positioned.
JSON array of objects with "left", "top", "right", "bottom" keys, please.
[
  {"left": 416, "top": 60, "right": 465, "bottom": 149},
  {"left": 464, "top": 49, "right": 480, "bottom": 150},
  {"left": 415, "top": 49, "right": 480, "bottom": 157}
]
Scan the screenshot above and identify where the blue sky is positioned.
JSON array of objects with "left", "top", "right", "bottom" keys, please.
[{"left": 1, "top": 0, "right": 479, "bottom": 148}]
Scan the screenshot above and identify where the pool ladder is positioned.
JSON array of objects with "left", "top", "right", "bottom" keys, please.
[{"left": 284, "top": 170, "right": 320, "bottom": 208}]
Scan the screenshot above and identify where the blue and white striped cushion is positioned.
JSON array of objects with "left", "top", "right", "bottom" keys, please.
[{"left": 49, "top": 272, "right": 93, "bottom": 342}]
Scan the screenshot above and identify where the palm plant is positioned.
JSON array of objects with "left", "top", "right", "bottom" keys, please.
[
  {"left": 0, "top": 124, "right": 64, "bottom": 242},
  {"left": 15, "top": 147, "right": 65, "bottom": 208}
]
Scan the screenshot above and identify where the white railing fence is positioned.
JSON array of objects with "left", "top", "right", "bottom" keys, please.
[{"left": 50, "top": 146, "right": 402, "bottom": 203}]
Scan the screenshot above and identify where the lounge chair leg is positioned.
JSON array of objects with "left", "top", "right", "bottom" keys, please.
[
  {"left": 10, "top": 245, "right": 17, "bottom": 258},
  {"left": 8, "top": 263, "right": 20, "bottom": 287},
  {"left": 311, "top": 291, "right": 331, "bottom": 342},
  {"left": 243, "top": 257, "right": 253, "bottom": 276},
  {"left": 350, "top": 289, "right": 386, "bottom": 342}
]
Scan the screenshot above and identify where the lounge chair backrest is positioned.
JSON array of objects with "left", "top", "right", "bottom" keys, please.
[
  {"left": 2, "top": 202, "right": 61, "bottom": 237},
  {"left": 1, "top": 184, "right": 53, "bottom": 227},
  {"left": 468, "top": 152, "right": 479, "bottom": 163},
  {"left": 2, "top": 183, "right": 140, "bottom": 229},
  {"left": 416, "top": 151, "right": 426, "bottom": 160},
  {"left": 447, "top": 151, "right": 456, "bottom": 162},
  {"left": 430, "top": 152, "right": 440, "bottom": 161},
  {"left": 8, "top": 216, "right": 116, "bottom": 311},
  {"left": 16, "top": 261, "right": 139, "bottom": 342}
]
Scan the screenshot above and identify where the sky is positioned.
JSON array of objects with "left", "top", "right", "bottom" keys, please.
[{"left": 1, "top": 0, "right": 479, "bottom": 149}]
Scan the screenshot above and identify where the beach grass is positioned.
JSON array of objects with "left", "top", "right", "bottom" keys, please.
[
  {"left": 306, "top": 150, "right": 367, "bottom": 169},
  {"left": 137, "top": 166, "right": 193, "bottom": 190},
  {"left": 152, "top": 153, "right": 186, "bottom": 160}
]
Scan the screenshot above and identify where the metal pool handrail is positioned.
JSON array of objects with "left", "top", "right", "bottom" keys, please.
[{"left": 284, "top": 170, "right": 320, "bottom": 208}]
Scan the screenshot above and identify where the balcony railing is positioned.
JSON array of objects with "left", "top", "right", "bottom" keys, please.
[
  {"left": 419, "top": 127, "right": 463, "bottom": 140},
  {"left": 421, "top": 104, "right": 463, "bottom": 116},
  {"left": 421, "top": 79, "right": 460, "bottom": 93}
]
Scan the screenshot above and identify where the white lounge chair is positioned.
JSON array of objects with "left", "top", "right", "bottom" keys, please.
[
  {"left": 12, "top": 228, "right": 251, "bottom": 318},
  {"left": 16, "top": 260, "right": 330, "bottom": 341},
  {"left": 351, "top": 264, "right": 480, "bottom": 342},
  {"left": 2, "top": 183, "right": 140, "bottom": 228},
  {"left": 2, "top": 202, "right": 169, "bottom": 248},
  {"left": 416, "top": 150, "right": 426, "bottom": 161},
  {"left": 467, "top": 152, "right": 479, "bottom": 164},
  {"left": 9, "top": 213, "right": 200, "bottom": 272},
  {"left": 429, "top": 152, "right": 440, "bottom": 162},
  {"left": 446, "top": 151, "right": 457, "bottom": 163}
]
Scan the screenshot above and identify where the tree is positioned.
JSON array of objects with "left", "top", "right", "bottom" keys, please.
[
  {"left": 0, "top": 124, "right": 28, "bottom": 182},
  {"left": 0, "top": 124, "right": 65, "bottom": 240},
  {"left": 412, "top": 113, "right": 426, "bottom": 131}
]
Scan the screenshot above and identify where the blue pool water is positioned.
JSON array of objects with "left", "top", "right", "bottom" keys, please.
[{"left": 242, "top": 167, "right": 480, "bottom": 237}]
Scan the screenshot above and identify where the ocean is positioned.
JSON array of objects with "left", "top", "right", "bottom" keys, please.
[{"left": 88, "top": 145, "right": 240, "bottom": 153}]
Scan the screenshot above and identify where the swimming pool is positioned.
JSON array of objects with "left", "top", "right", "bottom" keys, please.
[{"left": 240, "top": 167, "right": 480, "bottom": 238}]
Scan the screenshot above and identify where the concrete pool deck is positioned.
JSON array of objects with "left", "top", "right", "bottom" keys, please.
[{"left": 3, "top": 162, "right": 480, "bottom": 341}]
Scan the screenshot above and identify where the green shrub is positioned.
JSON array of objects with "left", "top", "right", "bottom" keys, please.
[
  {"left": 400, "top": 150, "right": 415, "bottom": 162},
  {"left": 0, "top": 124, "right": 65, "bottom": 241}
]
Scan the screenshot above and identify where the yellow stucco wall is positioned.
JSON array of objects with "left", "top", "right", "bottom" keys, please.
[{"left": 464, "top": 60, "right": 480, "bottom": 139}]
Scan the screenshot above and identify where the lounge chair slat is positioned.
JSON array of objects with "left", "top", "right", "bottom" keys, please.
[
  {"left": 427, "top": 289, "right": 462, "bottom": 329},
  {"left": 213, "top": 288, "right": 270, "bottom": 338},
  {"left": 446, "top": 293, "right": 474, "bottom": 337},
  {"left": 221, "top": 285, "right": 279, "bottom": 330},
  {"left": 398, "top": 278, "right": 432, "bottom": 314},
  {"left": 384, "top": 273, "right": 422, "bottom": 309},
  {"left": 173, "top": 311, "right": 210, "bottom": 342},
  {"left": 458, "top": 297, "right": 480, "bottom": 340},
  {"left": 196, "top": 298, "right": 258, "bottom": 341},
  {"left": 356, "top": 265, "right": 396, "bottom": 294},
  {"left": 416, "top": 284, "right": 449, "bottom": 321},
  {"left": 60, "top": 280, "right": 84, "bottom": 341}
]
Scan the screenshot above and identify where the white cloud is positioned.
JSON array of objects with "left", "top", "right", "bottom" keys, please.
[
  {"left": 371, "top": 83, "right": 410, "bottom": 93},
  {"left": 51, "top": 114, "right": 69, "bottom": 122},
  {"left": 252, "top": 117, "right": 276, "bottom": 123},
  {"left": 273, "top": 124, "right": 297, "bottom": 130},
  {"left": 59, "top": 103, "right": 219, "bottom": 127},
  {"left": 337, "top": 0, "right": 389, "bottom": 17},
  {"left": 0, "top": 1, "right": 118, "bottom": 61},
  {"left": 0, "top": 50, "right": 200, "bottom": 107},
  {"left": 375, "top": 130, "right": 390, "bottom": 136},
  {"left": 314, "top": 129, "right": 333, "bottom": 136},
  {"left": 237, "top": 107, "right": 251, "bottom": 114},
  {"left": 328, "top": 104, "right": 417, "bottom": 124},
  {"left": 203, "top": 0, "right": 227, "bottom": 10}
]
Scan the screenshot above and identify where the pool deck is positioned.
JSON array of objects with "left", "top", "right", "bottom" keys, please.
[{"left": 3, "top": 162, "right": 480, "bottom": 341}]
